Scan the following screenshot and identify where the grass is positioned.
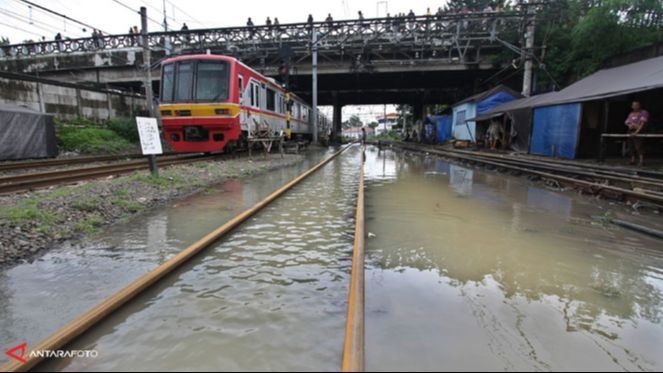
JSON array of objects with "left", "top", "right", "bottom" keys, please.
[
  {"left": 0, "top": 199, "right": 62, "bottom": 232},
  {"left": 74, "top": 214, "right": 104, "bottom": 234},
  {"left": 55, "top": 117, "right": 137, "bottom": 155}
]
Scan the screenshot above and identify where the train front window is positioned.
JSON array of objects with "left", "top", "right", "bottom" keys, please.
[
  {"left": 175, "top": 62, "right": 194, "bottom": 101},
  {"left": 196, "top": 61, "right": 229, "bottom": 102},
  {"left": 161, "top": 64, "right": 174, "bottom": 102}
]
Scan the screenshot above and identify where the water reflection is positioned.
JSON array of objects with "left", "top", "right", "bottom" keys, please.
[{"left": 364, "top": 147, "right": 663, "bottom": 371}]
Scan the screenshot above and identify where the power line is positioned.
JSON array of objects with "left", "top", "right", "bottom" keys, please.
[
  {"left": 165, "top": 0, "right": 205, "bottom": 27},
  {"left": 110, "top": 0, "right": 163, "bottom": 28},
  {"left": 0, "top": 9, "right": 59, "bottom": 36},
  {"left": 0, "top": 20, "right": 43, "bottom": 38},
  {"left": 0, "top": 7, "right": 79, "bottom": 37},
  {"left": 18, "top": 0, "right": 107, "bottom": 33}
]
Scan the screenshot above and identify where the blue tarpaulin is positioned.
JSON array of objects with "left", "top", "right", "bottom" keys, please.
[
  {"left": 530, "top": 104, "right": 582, "bottom": 159},
  {"left": 476, "top": 91, "right": 519, "bottom": 114},
  {"left": 427, "top": 115, "right": 452, "bottom": 142}
]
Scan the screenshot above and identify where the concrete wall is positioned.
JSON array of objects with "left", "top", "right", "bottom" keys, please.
[{"left": 0, "top": 75, "right": 146, "bottom": 121}]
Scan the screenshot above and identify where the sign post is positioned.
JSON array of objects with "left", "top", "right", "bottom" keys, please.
[{"left": 136, "top": 116, "right": 163, "bottom": 177}]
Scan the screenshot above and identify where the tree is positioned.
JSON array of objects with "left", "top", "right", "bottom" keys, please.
[
  {"left": 0, "top": 37, "right": 10, "bottom": 46},
  {"left": 368, "top": 121, "right": 379, "bottom": 129},
  {"left": 342, "top": 114, "right": 363, "bottom": 129},
  {"left": 536, "top": 0, "right": 662, "bottom": 89}
]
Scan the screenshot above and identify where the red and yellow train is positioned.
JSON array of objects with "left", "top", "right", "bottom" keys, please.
[{"left": 159, "top": 54, "right": 329, "bottom": 153}]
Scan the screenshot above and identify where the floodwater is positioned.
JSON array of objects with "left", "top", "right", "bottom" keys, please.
[
  {"left": 363, "top": 147, "right": 663, "bottom": 371},
  {"left": 0, "top": 148, "right": 342, "bottom": 364},
  {"left": 2, "top": 145, "right": 662, "bottom": 371},
  {"left": 29, "top": 146, "right": 363, "bottom": 371}
]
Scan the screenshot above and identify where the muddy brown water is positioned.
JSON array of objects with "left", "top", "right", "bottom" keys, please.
[{"left": 1, "top": 145, "right": 662, "bottom": 371}]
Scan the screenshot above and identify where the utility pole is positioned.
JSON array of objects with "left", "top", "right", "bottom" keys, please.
[
  {"left": 522, "top": 1, "right": 536, "bottom": 97},
  {"left": 141, "top": 6, "right": 158, "bottom": 176},
  {"left": 162, "top": 0, "right": 168, "bottom": 31},
  {"left": 312, "top": 27, "right": 319, "bottom": 143}
]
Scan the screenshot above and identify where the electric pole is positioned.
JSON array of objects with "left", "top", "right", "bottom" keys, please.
[
  {"left": 312, "top": 28, "right": 319, "bottom": 143},
  {"left": 141, "top": 6, "right": 158, "bottom": 176},
  {"left": 522, "top": 1, "right": 536, "bottom": 97},
  {"left": 162, "top": 0, "right": 168, "bottom": 31}
]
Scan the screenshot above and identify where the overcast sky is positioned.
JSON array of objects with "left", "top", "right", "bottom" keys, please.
[
  {"left": 0, "top": 0, "right": 449, "bottom": 42},
  {"left": 1, "top": 0, "right": 446, "bottom": 123}
]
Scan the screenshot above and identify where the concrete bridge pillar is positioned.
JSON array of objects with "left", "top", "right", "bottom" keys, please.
[{"left": 332, "top": 92, "right": 343, "bottom": 143}]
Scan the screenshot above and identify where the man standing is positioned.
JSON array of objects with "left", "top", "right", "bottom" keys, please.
[{"left": 625, "top": 101, "right": 649, "bottom": 166}]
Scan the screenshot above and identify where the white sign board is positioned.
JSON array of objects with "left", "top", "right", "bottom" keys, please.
[{"left": 136, "top": 117, "right": 163, "bottom": 155}]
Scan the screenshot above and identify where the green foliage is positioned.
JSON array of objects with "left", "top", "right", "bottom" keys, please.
[
  {"left": 0, "top": 199, "right": 62, "bottom": 231},
  {"left": 342, "top": 114, "right": 363, "bottom": 129},
  {"left": 537, "top": 0, "right": 663, "bottom": 88},
  {"left": 55, "top": 117, "right": 136, "bottom": 154},
  {"left": 374, "top": 130, "right": 402, "bottom": 141},
  {"left": 106, "top": 117, "right": 140, "bottom": 143}
]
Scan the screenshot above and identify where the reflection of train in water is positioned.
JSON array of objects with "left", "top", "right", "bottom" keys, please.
[{"left": 159, "top": 54, "right": 330, "bottom": 153}]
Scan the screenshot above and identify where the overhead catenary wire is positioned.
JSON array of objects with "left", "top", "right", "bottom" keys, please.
[
  {"left": 17, "top": 0, "right": 108, "bottom": 34},
  {"left": 0, "top": 8, "right": 81, "bottom": 38},
  {"left": 109, "top": 0, "right": 163, "bottom": 28},
  {"left": 165, "top": 0, "right": 205, "bottom": 28}
]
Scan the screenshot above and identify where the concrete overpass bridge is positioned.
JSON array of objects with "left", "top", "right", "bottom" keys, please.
[{"left": 0, "top": 10, "right": 531, "bottom": 124}]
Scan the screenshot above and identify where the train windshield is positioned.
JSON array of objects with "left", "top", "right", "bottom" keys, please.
[
  {"left": 160, "top": 60, "right": 230, "bottom": 103},
  {"left": 196, "top": 61, "right": 229, "bottom": 102}
]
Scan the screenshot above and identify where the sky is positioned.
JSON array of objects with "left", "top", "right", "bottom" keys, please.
[
  {"left": 0, "top": 0, "right": 449, "bottom": 43},
  {"left": 0, "top": 0, "right": 446, "bottom": 123}
]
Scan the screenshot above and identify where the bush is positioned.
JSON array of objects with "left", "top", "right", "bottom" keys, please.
[
  {"left": 106, "top": 117, "right": 140, "bottom": 143},
  {"left": 54, "top": 117, "right": 139, "bottom": 154},
  {"left": 57, "top": 126, "right": 134, "bottom": 154}
]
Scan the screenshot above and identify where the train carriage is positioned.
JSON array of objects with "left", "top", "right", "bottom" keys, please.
[{"left": 159, "top": 54, "right": 328, "bottom": 153}]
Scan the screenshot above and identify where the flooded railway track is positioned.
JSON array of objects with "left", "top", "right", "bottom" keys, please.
[
  {"left": 388, "top": 142, "right": 663, "bottom": 206},
  {"left": 0, "top": 145, "right": 361, "bottom": 372},
  {"left": 2, "top": 144, "right": 662, "bottom": 372}
]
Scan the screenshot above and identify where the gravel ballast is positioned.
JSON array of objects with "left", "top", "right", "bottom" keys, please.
[{"left": 0, "top": 154, "right": 305, "bottom": 268}]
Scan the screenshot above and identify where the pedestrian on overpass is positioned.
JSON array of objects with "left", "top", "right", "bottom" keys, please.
[{"left": 625, "top": 101, "right": 649, "bottom": 166}]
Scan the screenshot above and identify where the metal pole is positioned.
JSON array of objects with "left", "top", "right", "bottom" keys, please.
[
  {"left": 522, "top": 1, "right": 536, "bottom": 97},
  {"left": 141, "top": 6, "right": 158, "bottom": 176},
  {"left": 312, "top": 27, "right": 319, "bottom": 144},
  {"left": 162, "top": 0, "right": 168, "bottom": 31}
]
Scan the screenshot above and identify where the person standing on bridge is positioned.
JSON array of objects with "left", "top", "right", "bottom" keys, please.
[
  {"left": 625, "top": 101, "right": 649, "bottom": 166},
  {"left": 247, "top": 18, "right": 255, "bottom": 38},
  {"left": 266, "top": 17, "right": 272, "bottom": 28},
  {"left": 307, "top": 14, "right": 314, "bottom": 30}
]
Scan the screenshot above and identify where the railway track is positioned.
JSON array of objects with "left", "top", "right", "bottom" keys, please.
[
  {"left": 0, "top": 153, "right": 177, "bottom": 173},
  {"left": 0, "top": 154, "right": 218, "bottom": 194},
  {"left": 0, "top": 145, "right": 358, "bottom": 372},
  {"left": 385, "top": 142, "right": 663, "bottom": 206}
]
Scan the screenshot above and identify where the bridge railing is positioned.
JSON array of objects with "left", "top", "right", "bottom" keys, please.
[{"left": 0, "top": 12, "right": 526, "bottom": 61}]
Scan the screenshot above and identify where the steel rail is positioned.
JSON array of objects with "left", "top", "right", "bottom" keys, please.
[
  {"left": 392, "top": 143, "right": 663, "bottom": 206},
  {"left": 342, "top": 145, "right": 366, "bottom": 372},
  {"left": 441, "top": 149, "right": 663, "bottom": 190},
  {"left": 0, "top": 144, "right": 352, "bottom": 372},
  {"left": 0, "top": 154, "right": 212, "bottom": 194},
  {"left": 0, "top": 153, "right": 178, "bottom": 173},
  {"left": 442, "top": 147, "right": 663, "bottom": 183}
]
